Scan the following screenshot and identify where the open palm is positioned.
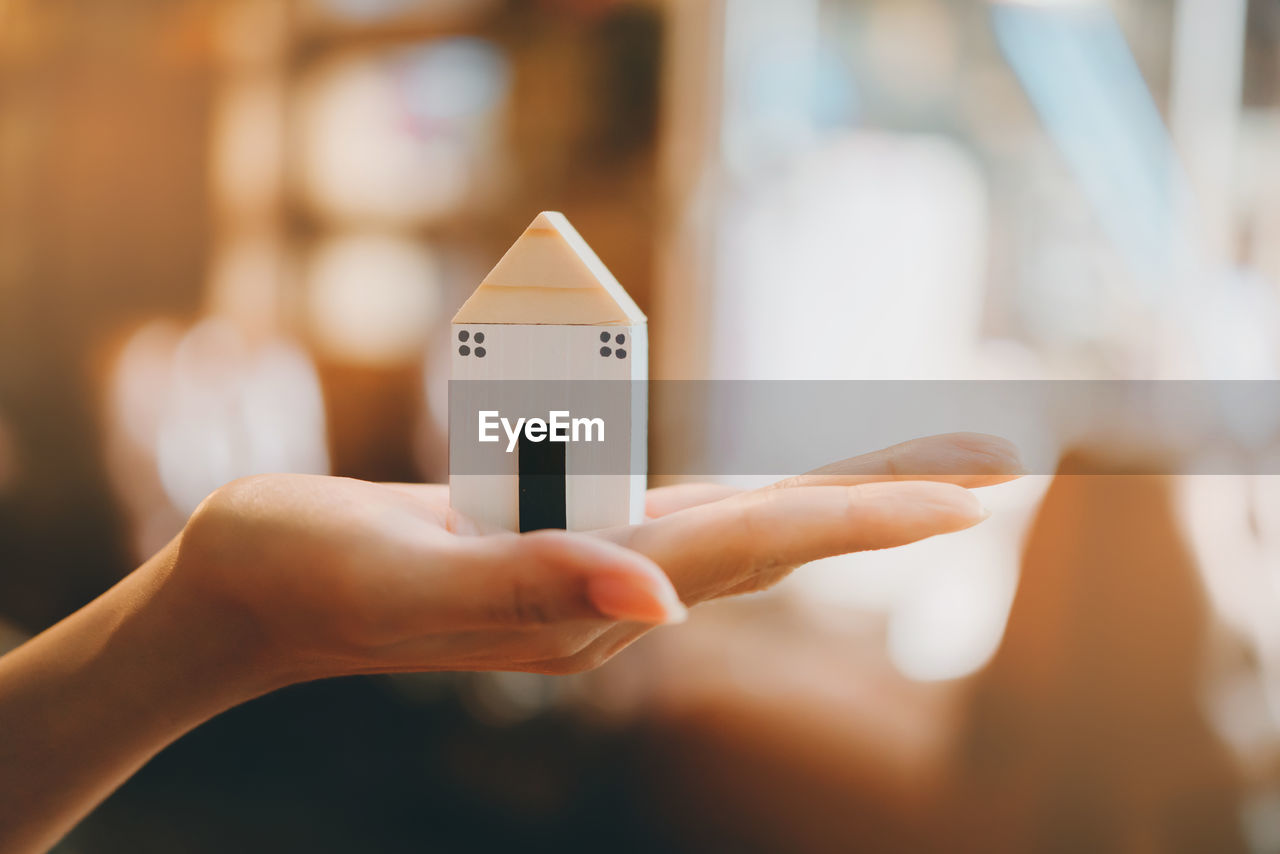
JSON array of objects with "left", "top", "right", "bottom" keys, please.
[{"left": 173, "top": 433, "right": 1020, "bottom": 684}]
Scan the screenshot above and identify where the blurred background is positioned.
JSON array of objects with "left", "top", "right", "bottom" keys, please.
[{"left": 4, "top": 0, "right": 1280, "bottom": 851}]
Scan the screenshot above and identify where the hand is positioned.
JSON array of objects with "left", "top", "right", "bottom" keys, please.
[
  {"left": 0, "top": 432, "right": 1019, "bottom": 853},
  {"left": 172, "top": 432, "right": 1020, "bottom": 684}
]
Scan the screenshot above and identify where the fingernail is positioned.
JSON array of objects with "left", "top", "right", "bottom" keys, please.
[
  {"left": 921, "top": 487, "right": 988, "bottom": 526},
  {"left": 963, "top": 494, "right": 992, "bottom": 523},
  {"left": 961, "top": 489, "right": 989, "bottom": 521},
  {"left": 587, "top": 574, "right": 688, "bottom": 625}
]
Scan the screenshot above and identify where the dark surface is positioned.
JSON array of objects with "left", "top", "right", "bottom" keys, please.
[{"left": 70, "top": 675, "right": 670, "bottom": 854}]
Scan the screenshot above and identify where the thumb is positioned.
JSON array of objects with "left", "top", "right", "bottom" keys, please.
[{"left": 430, "top": 531, "right": 687, "bottom": 630}]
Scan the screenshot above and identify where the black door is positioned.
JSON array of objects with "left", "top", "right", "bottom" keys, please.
[{"left": 518, "top": 434, "right": 567, "bottom": 532}]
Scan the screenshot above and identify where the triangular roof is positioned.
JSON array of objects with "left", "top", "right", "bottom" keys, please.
[{"left": 452, "top": 212, "right": 646, "bottom": 326}]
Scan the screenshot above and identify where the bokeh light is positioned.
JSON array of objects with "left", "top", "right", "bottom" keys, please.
[{"left": 305, "top": 232, "right": 442, "bottom": 365}]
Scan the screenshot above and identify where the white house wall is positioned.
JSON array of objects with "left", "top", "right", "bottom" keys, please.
[
  {"left": 450, "top": 323, "right": 647, "bottom": 531},
  {"left": 451, "top": 323, "right": 643, "bottom": 382}
]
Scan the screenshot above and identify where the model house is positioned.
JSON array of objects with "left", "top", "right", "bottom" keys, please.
[{"left": 449, "top": 212, "right": 647, "bottom": 532}]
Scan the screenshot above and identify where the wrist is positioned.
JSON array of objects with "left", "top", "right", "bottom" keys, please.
[
  {"left": 0, "top": 536, "right": 285, "bottom": 852},
  {"left": 129, "top": 534, "right": 287, "bottom": 724}
]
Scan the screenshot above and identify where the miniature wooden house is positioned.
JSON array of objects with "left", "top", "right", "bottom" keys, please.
[{"left": 449, "top": 212, "right": 647, "bottom": 532}]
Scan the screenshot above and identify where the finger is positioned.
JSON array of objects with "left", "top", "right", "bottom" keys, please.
[
  {"left": 393, "top": 531, "right": 687, "bottom": 632},
  {"left": 776, "top": 433, "right": 1023, "bottom": 489},
  {"left": 646, "top": 484, "right": 743, "bottom": 518},
  {"left": 643, "top": 434, "right": 1022, "bottom": 519},
  {"left": 362, "top": 620, "right": 615, "bottom": 671},
  {"left": 615, "top": 480, "right": 988, "bottom": 603}
]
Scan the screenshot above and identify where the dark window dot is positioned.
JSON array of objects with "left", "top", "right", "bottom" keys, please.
[
  {"left": 600, "top": 346, "right": 612, "bottom": 357},
  {"left": 600, "top": 331, "right": 611, "bottom": 343},
  {"left": 474, "top": 332, "right": 485, "bottom": 344},
  {"left": 615, "top": 334, "right": 626, "bottom": 345},
  {"left": 616, "top": 349, "right": 627, "bottom": 359},
  {"left": 458, "top": 345, "right": 470, "bottom": 356},
  {"left": 458, "top": 330, "right": 469, "bottom": 342},
  {"left": 475, "top": 347, "right": 486, "bottom": 358}
]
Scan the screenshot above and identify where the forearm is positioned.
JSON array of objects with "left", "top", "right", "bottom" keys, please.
[{"left": 0, "top": 536, "right": 276, "bottom": 854}]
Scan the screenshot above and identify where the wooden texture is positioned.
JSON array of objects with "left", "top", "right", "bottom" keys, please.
[{"left": 453, "top": 212, "right": 647, "bottom": 325}]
